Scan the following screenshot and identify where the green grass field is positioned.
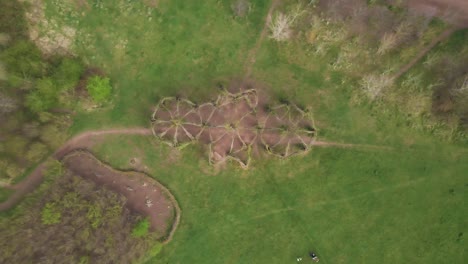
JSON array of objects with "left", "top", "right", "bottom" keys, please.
[
  {"left": 38, "top": 0, "right": 467, "bottom": 263},
  {"left": 91, "top": 134, "right": 466, "bottom": 263}
]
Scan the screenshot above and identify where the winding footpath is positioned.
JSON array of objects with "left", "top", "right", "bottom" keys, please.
[{"left": 0, "top": 128, "right": 151, "bottom": 211}]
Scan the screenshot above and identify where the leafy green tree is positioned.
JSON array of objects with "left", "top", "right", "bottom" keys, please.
[
  {"left": 131, "top": 218, "right": 150, "bottom": 237},
  {"left": 53, "top": 58, "right": 83, "bottom": 91},
  {"left": 41, "top": 202, "right": 62, "bottom": 225},
  {"left": 26, "top": 77, "right": 58, "bottom": 113},
  {"left": 86, "top": 76, "right": 112, "bottom": 104},
  {"left": 86, "top": 204, "right": 103, "bottom": 229},
  {"left": 0, "top": 40, "right": 43, "bottom": 78}
]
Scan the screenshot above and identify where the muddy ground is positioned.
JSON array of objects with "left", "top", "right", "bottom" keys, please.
[{"left": 62, "top": 151, "right": 179, "bottom": 240}]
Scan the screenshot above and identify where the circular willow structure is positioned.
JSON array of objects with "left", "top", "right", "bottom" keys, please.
[
  {"left": 259, "top": 104, "right": 316, "bottom": 158},
  {"left": 151, "top": 87, "right": 316, "bottom": 168}
]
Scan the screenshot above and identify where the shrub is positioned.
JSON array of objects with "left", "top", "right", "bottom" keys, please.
[
  {"left": 86, "top": 204, "right": 103, "bottom": 229},
  {"left": 78, "top": 256, "right": 89, "bottom": 264},
  {"left": 4, "top": 136, "right": 28, "bottom": 157},
  {"left": 377, "top": 33, "right": 398, "bottom": 55},
  {"left": 5, "top": 162, "right": 24, "bottom": 181},
  {"left": 132, "top": 218, "right": 150, "bottom": 237},
  {"left": 86, "top": 76, "right": 112, "bottom": 104},
  {"left": 26, "top": 78, "right": 59, "bottom": 113},
  {"left": 26, "top": 142, "right": 49, "bottom": 163},
  {"left": 45, "top": 159, "right": 64, "bottom": 177},
  {"left": 138, "top": 243, "right": 162, "bottom": 263},
  {"left": 41, "top": 202, "right": 62, "bottom": 225},
  {"left": 40, "top": 124, "right": 68, "bottom": 149},
  {"left": 0, "top": 40, "right": 43, "bottom": 78},
  {"left": 53, "top": 58, "right": 83, "bottom": 91},
  {"left": 361, "top": 74, "right": 394, "bottom": 100},
  {"left": 268, "top": 4, "right": 305, "bottom": 42}
]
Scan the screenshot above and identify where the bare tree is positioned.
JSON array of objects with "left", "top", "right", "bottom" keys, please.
[
  {"left": 269, "top": 13, "right": 294, "bottom": 41},
  {"left": 361, "top": 73, "right": 394, "bottom": 100},
  {"left": 231, "top": 0, "right": 251, "bottom": 18},
  {"left": 452, "top": 75, "right": 468, "bottom": 97},
  {"left": 268, "top": 4, "right": 305, "bottom": 42},
  {"left": 377, "top": 32, "right": 398, "bottom": 55}
]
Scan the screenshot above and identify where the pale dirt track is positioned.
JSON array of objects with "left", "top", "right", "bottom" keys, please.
[
  {"left": 394, "top": 0, "right": 468, "bottom": 79},
  {"left": 243, "top": 0, "right": 280, "bottom": 80},
  {"left": 393, "top": 27, "right": 457, "bottom": 80}
]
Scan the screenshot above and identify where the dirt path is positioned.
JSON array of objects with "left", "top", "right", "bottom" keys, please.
[
  {"left": 0, "top": 127, "right": 182, "bottom": 243},
  {"left": 243, "top": 0, "right": 280, "bottom": 80},
  {"left": 63, "top": 151, "right": 180, "bottom": 242},
  {"left": 391, "top": 0, "right": 468, "bottom": 79},
  {"left": 0, "top": 128, "right": 151, "bottom": 211},
  {"left": 311, "top": 141, "right": 393, "bottom": 151},
  {"left": 392, "top": 27, "right": 457, "bottom": 80}
]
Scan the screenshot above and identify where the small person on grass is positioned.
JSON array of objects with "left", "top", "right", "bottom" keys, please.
[{"left": 309, "top": 252, "right": 319, "bottom": 262}]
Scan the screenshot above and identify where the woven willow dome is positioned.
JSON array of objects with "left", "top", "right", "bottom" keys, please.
[{"left": 151, "top": 87, "right": 316, "bottom": 168}]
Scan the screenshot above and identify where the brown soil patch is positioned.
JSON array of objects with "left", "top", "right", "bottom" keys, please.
[
  {"left": 0, "top": 129, "right": 151, "bottom": 211},
  {"left": 406, "top": 0, "right": 468, "bottom": 28},
  {"left": 143, "top": 0, "right": 160, "bottom": 8},
  {"left": 152, "top": 83, "right": 316, "bottom": 168},
  {"left": 0, "top": 128, "right": 182, "bottom": 243},
  {"left": 75, "top": 67, "right": 105, "bottom": 97},
  {"left": 62, "top": 151, "right": 179, "bottom": 240}
]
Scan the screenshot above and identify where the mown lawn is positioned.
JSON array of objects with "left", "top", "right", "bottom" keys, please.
[{"left": 43, "top": 0, "right": 467, "bottom": 263}]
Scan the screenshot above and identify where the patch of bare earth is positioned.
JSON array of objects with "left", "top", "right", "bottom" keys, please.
[
  {"left": 20, "top": 0, "right": 76, "bottom": 55},
  {"left": 0, "top": 128, "right": 151, "bottom": 212},
  {"left": 63, "top": 151, "right": 180, "bottom": 241},
  {"left": 152, "top": 81, "right": 317, "bottom": 168}
]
